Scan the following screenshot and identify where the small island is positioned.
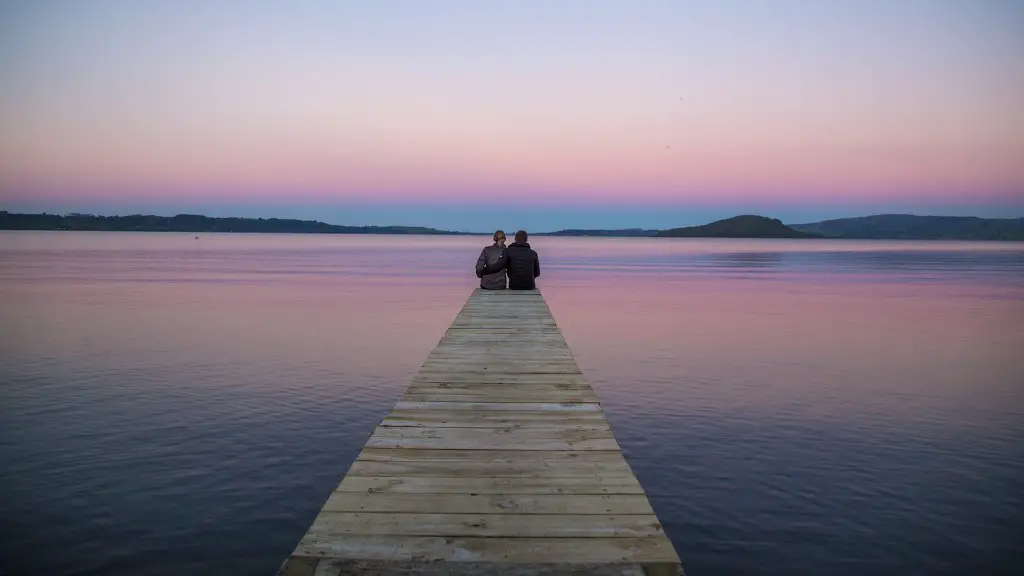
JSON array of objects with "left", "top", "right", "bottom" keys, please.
[{"left": 656, "top": 215, "right": 821, "bottom": 238}]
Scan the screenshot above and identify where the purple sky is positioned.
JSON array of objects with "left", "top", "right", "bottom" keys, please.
[{"left": 1, "top": 1, "right": 1022, "bottom": 230}]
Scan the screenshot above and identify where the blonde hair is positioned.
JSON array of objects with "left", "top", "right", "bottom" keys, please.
[{"left": 493, "top": 229, "right": 506, "bottom": 242}]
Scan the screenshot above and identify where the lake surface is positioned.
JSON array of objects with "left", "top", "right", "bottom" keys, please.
[{"left": 1, "top": 232, "right": 1022, "bottom": 575}]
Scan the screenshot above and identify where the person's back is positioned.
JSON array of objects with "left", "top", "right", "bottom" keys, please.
[
  {"left": 500, "top": 230, "right": 540, "bottom": 290},
  {"left": 475, "top": 230, "right": 508, "bottom": 290}
]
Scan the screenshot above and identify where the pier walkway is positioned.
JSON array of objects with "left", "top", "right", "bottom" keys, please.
[{"left": 277, "top": 289, "right": 683, "bottom": 575}]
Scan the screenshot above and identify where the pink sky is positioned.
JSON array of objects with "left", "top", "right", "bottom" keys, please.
[{"left": 1, "top": 1, "right": 1022, "bottom": 214}]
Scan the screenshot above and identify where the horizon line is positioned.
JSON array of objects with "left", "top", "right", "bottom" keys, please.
[{"left": 3, "top": 208, "right": 1022, "bottom": 235}]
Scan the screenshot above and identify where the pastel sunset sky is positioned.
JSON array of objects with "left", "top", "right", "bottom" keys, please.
[{"left": 1, "top": 0, "right": 1022, "bottom": 231}]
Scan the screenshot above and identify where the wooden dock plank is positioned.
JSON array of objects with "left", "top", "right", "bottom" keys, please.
[
  {"left": 413, "top": 373, "right": 590, "bottom": 385},
  {"left": 322, "top": 493, "right": 655, "bottom": 515},
  {"left": 306, "top": 512, "right": 664, "bottom": 537},
  {"left": 393, "top": 401, "right": 601, "bottom": 411},
  {"left": 287, "top": 559, "right": 683, "bottom": 576},
  {"left": 406, "top": 382, "right": 593, "bottom": 391},
  {"left": 401, "top": 391, "right": 598, "bottom": 403},
  {"left": 381, "top": 411, "right": 609, "bottom": 429},
  {"left": 347, "top": 449, "right": 638, "bottom": 478},
  {"left": 293, "top": 535, "right": 681, "bottom": 564},
  {"left": 346, "top": 448, "right": 637, "bottom": 478},
  {"left": 335, "top": 476, "right": 644, "bottom": 495},
  {"left": 277, "top": 288, "right": 683, "bottom": 575},
  {"left": 365, "top": 427, "right": 620, "bottom": 451}
]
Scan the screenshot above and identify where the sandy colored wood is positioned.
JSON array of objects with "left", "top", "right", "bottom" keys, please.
[
  {"left": 295, "top": 559, "right": 683, "bottom": 576},
  {"left": 418, "top": 365, "right": 584, "bottom": 374},
  {"left": 430, "top": 343, "right": 570, "bottom": 349},
  {"left": 292, "top": 535, "right": 680, "bottom": 565},
  {"left": 355, "top": 447, "right": 628, "bottom": 463},
  {"left": 278, "top": 288, "right": 683, "bottom": 574},
  {"left": 422, "top": 354, "right": 575, "bottom": 361},
  {"left": 424, "top": 355, "right": 576, "bottom": 363},
  {"left": 406, "top": 382, "right": 592, "bottom": 392},
  {"left": 306, "top": 512, "right": 664, "bottom": 537},
  {"left": 413, "top": 373, "right": 589, "bottom": 385},
  {"left": 345, "top": 457, "right": 636, "bottom": 478},
  {"left": 393, "top": 401, "right": 600, "bottom": 411},
  {"left": 322, "top": 492, "right": 655, "bottom": 515},
  {"left": 406, "top": 383, "right": 595, "bottom": 394},
  {"left": 402, "top": 389, "right": 598, "bottom": 403},
  {"left": 347, "top": 449, "right": 637, "bottom": 478},
  {"left": 435, "top": 336, "right": 566, "bottom": 340},
  {"left": 335, "top": 476, "right": 643, "bottom": 495},
  {"left": 365, "top": 426, "right": 619, "bottom": 451},
  {"left": 415, "top": 356, "right": 577, "bottom": 360},
  {"left": 382, "top": 410, "right": 608, "bottom": 429},
  {"left": 401, "top": 391, "right": 598, "bottom": 403},
  {"left": 426, "top": 350, "right": 574, "bottom": 358}
]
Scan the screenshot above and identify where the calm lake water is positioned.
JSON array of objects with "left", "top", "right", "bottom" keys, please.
[{"left": 1, "top": 231, "right": 1022, "bottom": 575}]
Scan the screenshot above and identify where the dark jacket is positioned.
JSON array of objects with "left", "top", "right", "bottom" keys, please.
[
  {"left": 475, "top": 243, "right": 507, "bottom": 290},
  {"left": 483, "top": 241, "right": 540, "bottom": 290}
]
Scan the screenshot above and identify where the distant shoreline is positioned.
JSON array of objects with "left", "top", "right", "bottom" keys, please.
[{"left": 1, "top": 211, "right": 1022, "bottom": 241}]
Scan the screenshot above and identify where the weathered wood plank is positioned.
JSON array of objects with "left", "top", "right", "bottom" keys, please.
[
  {"left": 406, "top": 382, "right": 593, "bottom": 392},
  {"left": 429, "top": 344, "right": 571, "bottom": 350},
  {"left": 347, "top": 449, "right": 637, "bottom": 478},
  {"left": 401, "top": 391, "right": 597, "bottom": 403},
  {"left": 381, "top": 410, "right": 608, "bottom": 429},
  {"left": 418, "top": 365, "right": 584, "bottom": 375},
  {"left": 380, "top": 420, "right": 609, "bottom": 432},
  {"left": 393, "top": 401, "right": 600, "bottom": 411},
  {"left": 345, "top": 459, "right": 636, "bottom": 478},
  {"left": 402, "top": 390, "right": 598, "bottom": 402},
  {"left": 413, "top": 373, "right": 589, "bottom": 385},
  {"left": 437, "top": 337, "right": 568, "bottom": 343},
  {"left": 306, "top": 512, "right": 664, "bottom": 537},
  {"left": 442, "top": 328, "right": 562, "bottom": 333},
  {"left": 430, "top": 342, "right": 566, "bottom": 347},
  {"left": 335, "top": 476, "right": 644, "bottom": 495},
  {"left": 355, "top": 448, "right": 629, "bottom": 462},
  {"left": 293, "top": 535, "right": 680, "bottom": 564},
  {"left": 277, "top": 557, "right": 318, "bottom": 576},
  {"left": 426, "top": 350, "right": 574, "bottom": 358},
  {"left": 423, "top": 357, "right": 577, "bottom": 365},
  {"left": 369, "top": 427, "right": 614, "bottom": 442},
  {"left": 303, "top": 560, "right": 683, "bottom": 576},
  {"left": 424, "top": 357, "right": 577, "bottom": 364},
  {"left": 366, "top": 426, "right": 619, "bottom": 451},
  {"left": 322, "top": 493, "right": 655, "bottom": 515},
  {"left": 420, "top": 358, "right": 579, "bottom": 365}
]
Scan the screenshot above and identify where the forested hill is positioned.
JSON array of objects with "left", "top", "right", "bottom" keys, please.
[
  {"left": 789, "top": 214, "right": 1024, "bottom": 240},
  {"left": 656, "top": 215, "right": 820, "bottom": 238},
  {"left": 0, "top": 212, "right": 464, "bottom": 235}
]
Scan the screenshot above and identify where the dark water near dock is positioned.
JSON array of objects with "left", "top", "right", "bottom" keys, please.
[{"left": 1, "top": 232, "right": 1022, "bottom": 575}]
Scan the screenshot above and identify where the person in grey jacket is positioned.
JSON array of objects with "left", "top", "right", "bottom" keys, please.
[{"left": 475, "top": 230, "right": 508, "bottom": 290}]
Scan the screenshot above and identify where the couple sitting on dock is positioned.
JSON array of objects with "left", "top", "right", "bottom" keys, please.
[{"left": 474, "top": 229, "right": 540, "bottom": 290}]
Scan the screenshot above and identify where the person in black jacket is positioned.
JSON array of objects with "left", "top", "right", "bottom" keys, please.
[{"left": 481, "top": 230, "right": 540, "bottom": 290}]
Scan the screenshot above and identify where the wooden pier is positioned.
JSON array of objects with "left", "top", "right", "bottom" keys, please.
[{"left": 277, "top": 289, "right": 683, "bottom": 575}]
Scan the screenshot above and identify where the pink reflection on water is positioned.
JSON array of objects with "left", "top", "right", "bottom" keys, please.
[{"left": 545, "top": 272, "right": 1023, "bottom": 425}]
